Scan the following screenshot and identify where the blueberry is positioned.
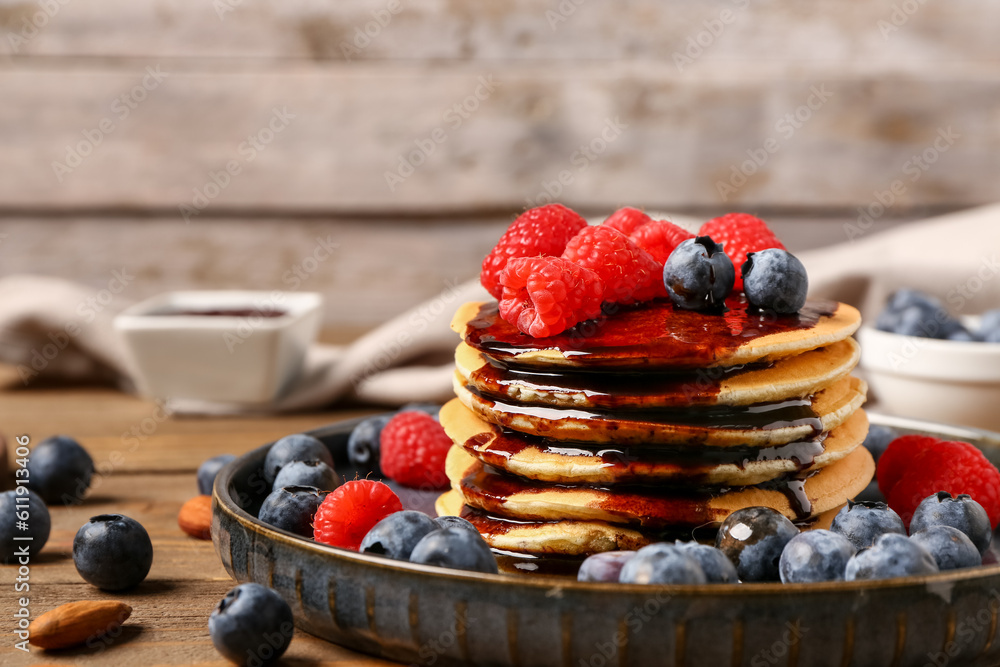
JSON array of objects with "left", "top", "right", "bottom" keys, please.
[
  {"left": 948, "top": 329, "right": 981, "bottom": 342},
  {"left": 910, "top": 525, "right": 982, "bottom": 571},
  {"left": 577, "top": 551, "right": 637, "bottom": 583},
  {"left": 433, "top": 515, "right": 480, "bottom": 534},
  {"left": 861, "top": 425, "right": 897, "bottom": 464},
  {"left": 876, "top": 289, "right": 965, "bottom": 339},
  {"left": 26, "top": 435, "right": 94, "bottom": 505},
  {"left": 979, "top": 309, "right": 1000, "bottom": 342},
  {"left": 272, "top": 459, "right": 340, "bottom": 492},
  {"left": 779, "top": 529, "right": 856, "bottom": 583},
  {"left": 209, "top": 583, "right": 294, "bottom": 666},
  {"left": 910, "top": 492, "right": 992, "bottom": 555},
  {"left": 73, "top": 514, "right": 153, "bottom": 590},
  {"left": 361, "top": 511, "right": 438, "bottom": 561},
  {"left": 346, "top": 415, "right": 391, "bottom": 471},
  {"left": 741, "top": 249, "right": 809, "bottom": 314},
  {"left": 263, "top": 434, "right": 332, "bottom": 485},
  {"left": 618, "top": 543, "right": 707, "bottom": 585},
  {"left": 409, "top": 527, "right": 499, "bottom": 574},
  {"left": 198, "top": 454, "right": 236, "bottom": 495},
  {"left": 876, "top": 289, "right": 939, "bottom": 333},
  {"left": 673, "top": 541, "right": 738, "bottom": 583},
  {"left": 258, "top": 486, "right": 328, "bottom": 538},
  {"left": 401, "top": 403, "right": 442, "bottom": 419},
  {"left": 845, "top": 533, "right": 939, "bottom": 581},
  {"left": 663, "top": 236, "right": 735, "bottom": 310},
  {"left": 715, "top": 506, "right": 799, "bottom": 582},
  {"left": 0, "top": 489, "right": 50, "bottom": 564},
  {"left": 830, "top": 501, "right": 906, "bottom": 551}
]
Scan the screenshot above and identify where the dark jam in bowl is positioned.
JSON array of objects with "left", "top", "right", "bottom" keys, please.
[{"left": 151, "top": 308, "right": 287, "bottom": 318}]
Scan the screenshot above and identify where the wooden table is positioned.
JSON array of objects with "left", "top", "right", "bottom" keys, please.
[{"left": 0, "top": 368, "right": 399, "bottom": 666}]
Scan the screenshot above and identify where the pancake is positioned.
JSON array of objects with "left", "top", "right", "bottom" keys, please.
[
  {"left": 446, "top": 444, "right": 874, "bottom": 530},
  {"left": 456, "top": 337, "right": 860, "bottom": 409},
  {"left": 442, "top": 398, "right": 869, "bottom": 486},
  {"left": 435, "top": 490, "right": 843, "bottom": 557},
  {"left": 454, "top": 374, "right": 868, "bottom": 447},
  {"left": 451, "top": 298, "right": 862, "bottom": 370}
]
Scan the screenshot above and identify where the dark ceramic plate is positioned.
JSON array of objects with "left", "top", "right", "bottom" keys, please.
[{"left": 212, "top": 414, "right": 1000, "bottom": 667}]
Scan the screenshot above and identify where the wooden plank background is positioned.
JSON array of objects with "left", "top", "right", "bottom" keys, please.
[{"left": 0, "top": 0, "right": 995, "bottom": 324}]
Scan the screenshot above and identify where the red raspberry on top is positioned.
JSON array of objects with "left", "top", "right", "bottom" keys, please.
[
  {"left": 630, "top": 220, "right": 696, "bottom": 265},
  {"left": 480, "top": 204, "right": 588, "bottom": 299},
  {"left": 313, "top": 480, "right": 402, "bottom": 550},
  {"left": 499, "top": 256, "right": 604, "bottom": 338},
  {"left": 879, "top": 436, "right": 1000, "bottom": 528},
  {"left": 875, "top": 434, "right": 939, "bottom": 497},
  {"left": 379, "top": 411, "right": 452, "bottom": 490},
  {"left": 602, "top": 207, "right": 652, "bottom": 236},
  {"left": 561, "top": 225, "right": 666, "bottom": 303},
  {"left": 699, "top": 213, "right": 785, "bottom": 291}
]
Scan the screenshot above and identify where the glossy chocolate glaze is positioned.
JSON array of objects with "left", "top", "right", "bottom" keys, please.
[{"left": 465, "top": 296, "right": 839, "bottom": 369}]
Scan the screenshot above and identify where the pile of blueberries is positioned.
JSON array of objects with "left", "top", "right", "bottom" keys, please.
[
  {"left": 876, "top": 288, "right": 1000, "bottom": 342},
  {"left": 579, "top": 492, "right": 992, "bottom": 585}
]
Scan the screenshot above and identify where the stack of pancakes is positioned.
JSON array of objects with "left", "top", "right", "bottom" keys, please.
[{"left": 436, "top": 297, "right": 873, "bottom": 557}]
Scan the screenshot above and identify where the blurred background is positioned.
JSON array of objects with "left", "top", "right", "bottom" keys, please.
[{"left": 1, "top": 0, "right": 997, "bottom": 333}]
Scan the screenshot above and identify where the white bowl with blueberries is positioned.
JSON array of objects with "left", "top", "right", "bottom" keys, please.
[{"left": 859, "top": 289, "right": 1000, "bottom": 431}]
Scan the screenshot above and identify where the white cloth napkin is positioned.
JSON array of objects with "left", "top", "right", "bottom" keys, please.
[{"left": 2, "top": 204, "right": 998, "bottom": 414}]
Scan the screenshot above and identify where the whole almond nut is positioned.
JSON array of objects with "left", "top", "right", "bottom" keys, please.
[
  {"left": 28, "top": 600, "right": 132, "bottom": 650},
  {"left": 178, "top": 495, "right": 213, "bottom": 540}
]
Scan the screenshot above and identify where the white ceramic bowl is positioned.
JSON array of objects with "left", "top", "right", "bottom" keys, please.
[
  {"left": 114, "top": 291, "right": 322, "bottom": 404},
  {"left": 858, "top": 325, "right": 1000, "bottom": 431}
]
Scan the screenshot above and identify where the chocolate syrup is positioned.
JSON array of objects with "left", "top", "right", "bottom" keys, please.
[
  {"left": 153, "top": 308, "right": 287, "bottom": 318},
  {"left": 465, "top": 297, "right": 838, "bottom": 369}
]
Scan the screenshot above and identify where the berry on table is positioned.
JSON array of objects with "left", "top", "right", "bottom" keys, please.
[
  {"left": 26, "top": 435, "right": 94, "bottom": 505},
  {"left": 578, "top": 551, "right": 637, "bottom": 583},
  {"left": 779, "top": 529, "right": 856, "bottom": 583},
  {"left": 379, "top": 411, "right": 452, "bottom": 490},
  {"left": 409, "top": 526, "right": 499, "bottom": 574},
  {"left": 360, "top": 510, "right": 438, "bottom": 561},
  {"left": 272, "top": 459, "right": 340, "bottom": 493},
  {"left": 602, "top": 207, "right": 652, "bottom": 235},
  {"left": 618, "top": 543, "right": 707, "bottom": 585},
  {"left": 741, "top": 248, "right": 809, "bottom": 314},
  {"left": 630, "top": 220, "right": 695, "bottom": 265},
  {"left": 829, "top": 501, "right": 906, "bottom": 551},
  {"left": 0, "top": 489, "right": 50, "bottom": 563},
  {"left": 480, "top": 204, "right": 589, "bottom": 299},
  {"left": 909, "top": 492, "right": 992, "bottom": 554},
  {"left": 258, "top": 486, "right": 328, "bottom": 538},
  {"left": 562, "top": 225, "right": 666, "bottom": 303},
  {"left": 313, "top": 480, "right": 402, "bottom": 551},
  {"left": 499, "top": 255, "right": 604, "bottom": 338},
  {"left": 662, "top": 236, "right": 736, "bottom": 311},
  {"left": 209, "top": 583, "right": 294, "bottom": 666},
  {"left": 910, "top": 525, "right": 982, "bottom": 571},
  {"left": 699, "top": 213, "right": 785, "bottom": 291},
  {"left": 73, "top": 514, "right": 153, "bottom": 591},
  {"left": 673, "top": 541, "right": 738, "bottom": 583},
  {"left": 263, "top": 434, "right": 333, "bottom": 486},
  {"left": 347, "top": 414, "right": 392, "bottom": 472},
  {"left": 198, "top": 454, "right": 236, "bottom": 495},
  {"left": 715, "top": 506, "right": 799, "bottom": 582},
  {"left": 845, "top": 533, "right": 939, "bottom": 581}
]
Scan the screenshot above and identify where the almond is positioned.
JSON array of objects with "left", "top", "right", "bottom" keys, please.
[
  {"left": 28, "top": 600, "right": 132, "bottom": 650},
  {"left": 178, "top": 494, "right": 213, "bottom": 540}
]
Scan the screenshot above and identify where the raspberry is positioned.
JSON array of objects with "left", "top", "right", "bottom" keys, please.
[
  {"left": 875, "top": 434, "right": 940, "bottom": 497},
  {"left": 602, "top": 207, "right": 652, "bottom": 235},
  {"left": 699, "top": 213, "right": 785, "bottom": 290},
  {"left": 561, "top": 225, "right": 666, "bottom": 303},
  {"left": 380, "top": 411, "right": 452, "bottom": 490},
  {"left": 313, "top": 480, "right": 402, "bottom": 550},
  {"left": 882, "top": 439, "right": 1000, "bottom": 529},
  {"left": 499, "top": 256, "right": 604, "bottom": 337},
  {"left": 480, "top": 204, "right": 588, "bottom": 299},
  {"left": 630, "top": 220, "right": 696, "bottom": 265}
]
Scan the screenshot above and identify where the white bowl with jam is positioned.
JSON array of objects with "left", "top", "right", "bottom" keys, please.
[{"left": 115, "top": 291, "right": 322, "bottom": 404}]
